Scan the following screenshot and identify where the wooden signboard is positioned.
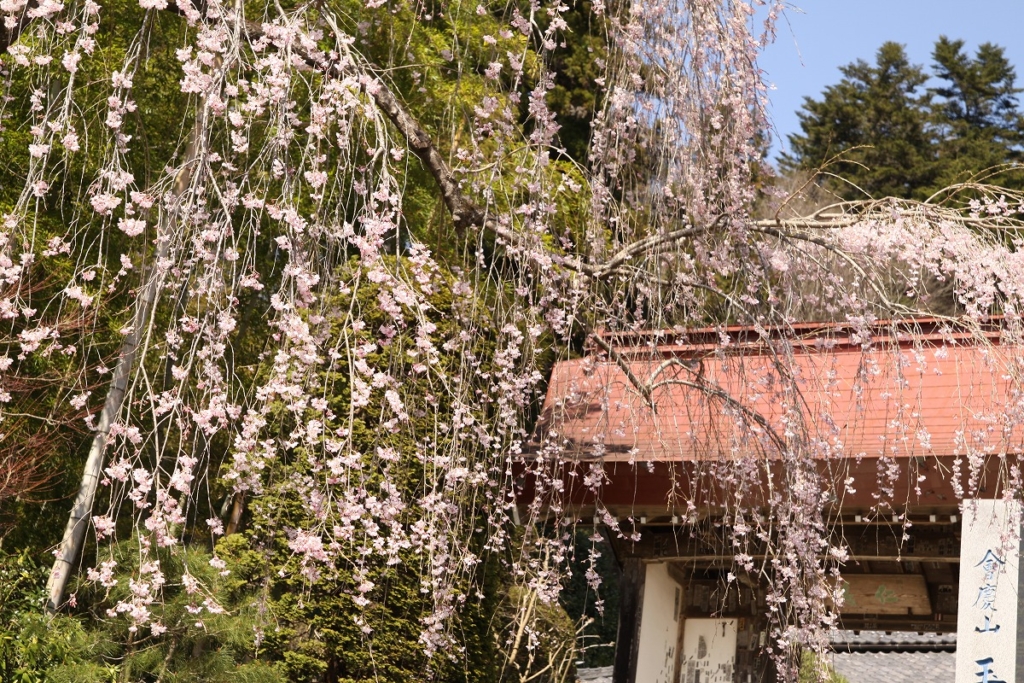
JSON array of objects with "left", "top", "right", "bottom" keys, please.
[{"left": 837, "top": 574, "right": 932, "bottom": 615}]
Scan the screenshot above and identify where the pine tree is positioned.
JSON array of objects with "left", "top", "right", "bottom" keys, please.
[
  {"left": 780, "top": 42, "right": 936, "bottom": 200},
  {"left": 781, "top": 38, "right": 1024, "bottom": 200},
  {"left": 929, "top": 36, "right": 1024, "bottom": 190}
]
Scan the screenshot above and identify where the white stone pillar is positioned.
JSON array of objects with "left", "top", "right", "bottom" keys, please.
[
  {"left": 635, "top": 563, "right": 683, "bottom": 683},
  {"left": 955, "top": 499, "right": 1021, "bottom": 683}
]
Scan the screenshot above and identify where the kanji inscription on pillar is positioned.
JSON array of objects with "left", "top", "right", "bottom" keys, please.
[{"left": 955, "top": 499, "right": 1021, "bottom": 683}]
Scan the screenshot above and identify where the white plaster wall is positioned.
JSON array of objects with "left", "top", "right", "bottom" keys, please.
[
  {"left": 679, "top": 618, "right": 737, "bottom": 683},
  {"left": 635, "top": 562, "right": 682, "bottom": 683}
]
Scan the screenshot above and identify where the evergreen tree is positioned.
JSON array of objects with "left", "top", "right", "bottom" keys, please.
[
  {"left": 780, "top": 42, "right": 936, "bottom": 199},
  {"left": 781, "top": 38, "right": 1024, "bottom": 200},
  {"left": 929, "top": 36, "right": 1024, "bottom": 190}
]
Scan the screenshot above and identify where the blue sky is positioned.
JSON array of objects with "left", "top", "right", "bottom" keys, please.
[{"left": 760, "top": 0, "right": 1024, "bottom": 161}]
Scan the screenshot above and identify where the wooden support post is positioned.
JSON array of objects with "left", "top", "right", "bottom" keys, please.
[{"left": 614, "top": 557, "right": 645, "bottom": 683}]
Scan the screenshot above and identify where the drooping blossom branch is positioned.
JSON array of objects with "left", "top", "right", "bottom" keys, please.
[{"left": 4, "top": 0, "right": 1024, "bottom": 678}]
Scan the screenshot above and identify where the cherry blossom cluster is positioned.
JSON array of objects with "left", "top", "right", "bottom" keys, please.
[{"left": 7, "top": 0, "right": 1024, "bottom": 677}]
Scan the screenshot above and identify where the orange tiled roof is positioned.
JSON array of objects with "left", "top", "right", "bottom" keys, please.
[{"left": 534, "top": 322, "right": 1024, "bottom": 463}]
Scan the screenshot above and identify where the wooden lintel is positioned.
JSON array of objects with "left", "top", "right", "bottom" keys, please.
[
  {"left": 610, "top": 524, "right": 960, "bottom": 565},
  {"left": 655, "top": 555, "right": 961, "bottom": 565},
  {"left": 666, "top": 561, "right": 691, "bottom": 587}
]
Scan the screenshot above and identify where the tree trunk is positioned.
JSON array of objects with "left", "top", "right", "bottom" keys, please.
[{"left": 45, "top": 118, "right": 205, "bottom": 613}]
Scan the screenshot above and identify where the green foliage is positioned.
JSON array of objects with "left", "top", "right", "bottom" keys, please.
[
  {"left": 797, "top": 652, "right": 848, "bottom": 683},
  {"left": 72, "top": 541, "right": 284, "bottom": 683},
  {"left": 206, "top": 257, "right": 509, "bottom": 682},
  {"left": 781, "top": 38, "right": 1024, "bottom": 200},
  {"left": 499, "top": 584, "right": 578, "bottom": 683},
  {"left": 558, "top": 530, "right": 619, "bottom": 667},
  {"left": 929, "top": 36, "right": 1024, "bottom": 191},
  {"left": 0, "top": 0, "right": 193, "bottom": 552},
  {"left": 542, "top": 0, "right": 608, "bottom": 164},
  {"left": 780, "top": 42, "right": 935, "bottom": 199},
  {"left": 0, "top": 541, "right": 290, "bottom": 683},
  {"left": 0, "top": 0, "right": 596, "bottom": 676},
  {"left": 0, "top": 550, "right": 112, "bottom": 683},
  {"left": 218, "top": 534, "right": 504, "bottom": 683}
]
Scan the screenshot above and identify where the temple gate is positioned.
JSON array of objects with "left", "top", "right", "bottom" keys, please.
[{"left": 523, "top": 320, "right": 1024, "bottom": 683}]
